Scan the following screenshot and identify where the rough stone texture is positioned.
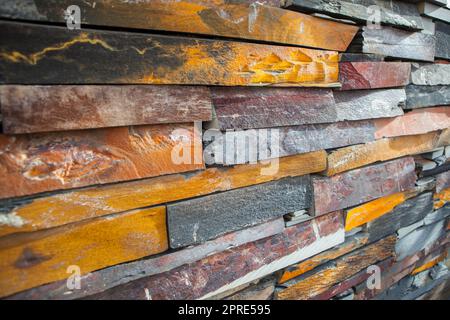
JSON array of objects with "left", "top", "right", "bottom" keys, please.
[
  {"left": 0, "top": 206, "right": 168, "bottom": 298},
  {"left": 0, "top": 151, "right": 326, "bottom": 238},
  {"left": 367, "top": 192, "right": 434, "bottom": 242},
  {"left": 411, "top": 63, "right": 450, "bottom": 86},
  {"left": 0, "top": 21, "right": 339, "bottom": 86},
  {"left": 339, "top": 62, "right": 410, "bottom": 90},
  {"left": 7, "top": 218, "right": 285, "bottom": 300},
  {"left": 0, "top": 124, "right": 204, "bottom": 199},
  {"left": 313, "top": 157, "right": 417, "bottom": 215},
  {"left": 167, "top": 175, "right": 312, "bottom": 248},
  {"left": 435, "top": 21, "right": 450, "bottom": 60},
  {"left": 418, "top": 2, "right": 450, "bottom": 23},
  {"left": 278, "top": 233, "right": 369, "bottom": 283},
  {"left": 0, "top": 85, "right": 212, "bottom": 134},
  {"left": 209, "top": 87, "right": 404, "bottom": 130},
  {"left": 276, "top": 235, "right": 397, "bottom": 300},
  {"left": 356, "top": 26, "right": 435, "bottom": 62},
  {"left": 374, "top": 107, "right": 450, "bottom": 139},
  {"left": 436, "top": 170, "right": 450, "bottom": 193},
  {"left": 325, "top": 132, "right": 445, "bottom": 176},
  {"left": 424, "top": 205, "right": 450, "bottom": 226},
  {"left": 285, "top": 0, "right": 424, "bottom": 30},
  {"left": 405, "top": 85, "right": 450, "bottom": 109},
  {"left": 339, "top": 53, "right": 384, "bottom": 62},
  {"left": 0, "top": 0, "right": 358, "bottom": 51},
  {"left": 206, "top": 120, "right": 375, "bottom": 165},
  {"left": 86, "top": 211, "right": 344, "bottom": 300},
  {"left": 209, "top": 87, "right": 337, "bottom": 130},
  {"left": 332, "top": 89, "right": 405, "bottom": 120},
  {"left": 395, "top": 220, "right": 446, "bottom": 261}
]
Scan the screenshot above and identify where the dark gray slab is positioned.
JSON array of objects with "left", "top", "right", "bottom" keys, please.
[
  {"left": 367, "top": 192, "right": 434, "bottom": 242},
  {"left": 436, "top": 21, "right": 450, "bottom": 60},
  {"left": 405, "top": 85, "right": 450, "bottom": 109},
  {"left": 167, "top": 175, "right": 312, "bottom": 248},
  {"left": 285, "top": 0, "right": 424, "bottom": 30}
]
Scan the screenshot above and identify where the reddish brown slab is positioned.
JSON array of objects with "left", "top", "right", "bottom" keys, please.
[
  {"left": 374, "top": 107, "right": 450, "bottom": 139},
  {"left": 0, "top": 85, "right": 212, "bottom": 134},
  {"left": 86, "top": 211, "right": 344, "bottom": 300},
  {"left": 313, "top": 157, "right": 417, "bottom": 216},
  {"left": 339, "top": 62, "right": 411, "bottom": 90},
  {"left": 0, "top": 124, "right": 203, "bottom": 199},
  {"left": 209, "top": 87, "right": 337, "bottom": 130},
  {"left": 436, "top": 171, "right": 450, "bottom": 193}
]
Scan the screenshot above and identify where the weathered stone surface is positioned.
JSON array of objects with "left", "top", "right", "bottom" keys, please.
[
  {"left": 209, "top": 87, "right": 337, "bottom": 130},
  {"left": 367, "top": 192, "right": 434, "bottom": 242},
  {"left": 206, "top": 120, "right": 375, "bottom": 165},
  {"left": 279, "top": 233, "right": 369, "bottom": 283},
  {"left": 0, "top": 206, "right": 168, "bottom": 298},
  {"left": 209, "top": 87, "right": 404, "bottom": 130},
  {"left": 0, "top": 21, "right": 339, "bottom": 86},
  {"left": 285, "top": 0, "right": 424, "bottom": 30},
  {"left": 0, "top": 1, "right": 358, "bottom": 51},
  {"left": 411, "top": 64, "right": 450, "bottom": 85},
  {"left": 339, "top": 62, "right": 410, "bottom": 90},
  {"left": 0, "top": 124, "right": 203, "bottom": 199},
  {"left": 7, "top": 218, "right": 284, "bottom": 300},
  {"left": 395, "top": 220, "right": 446, "bottom": 261},
  {"left": 345, "top": 187, "right": 432, "bottom": 232},
  {"left": 276, "top": 235, "right": 397, "bottom": 300},
  {"left": 434, "top": 188, "right": 450, "bottom": 209},
  {"left": 436, "top": 170, "right": 450, "bottom": 193},
  {"left": 86, "top": 211, "right": 344, "bottom": 300},
  {"left": 374, "top": 107, "right": 450, "bottom": 139},
  {"left": 332, "top": 89, "right": 405, "bottom": 120},
  {"left": 339, "top": 53, "right": 384, "bottom": 62},
  {"left": 435, "top": 21, "right": 450, "bottom": 60},
  {"left": 313, "top": 157, "right": 417, "bottom": 215},
  {"left": 418, "top": 2, "right": 450, "bottom": 23},
  {"left": 355, "top": 26, "right": 435, "bottom": 62},
  {"left": 406, "top": 85, "right": 450, "bottom": 109},
  {"left": 0, "top": 85, "right": 212, "bottom": 134},
  {"left": 225, "top": 276, "right": 276, "bottom": 300},
  {"left": 0, "top": 151, "right": 326, "bottom": 237},
  {"left": 424, "top": 205, "right": 450, "bottom": 226},
  {"left": 325, "top": 131, "right": 445, "bottom": 176},
  {"left": 167, "top": 175, "right": 312, "bottom": 248}
]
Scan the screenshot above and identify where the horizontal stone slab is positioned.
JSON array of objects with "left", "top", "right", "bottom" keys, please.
[
  {"left": 374, "top": 107, "right": 450, "bottom": 139},
  {"left": 339, "top": 53, "right": 384, "bottom": 62},
  {"left": 0, "top": 85, "right": 212, "bottom": 134},
  {"left": 0, "top": 1, "right": 358, "bottom": 51},
  {"left": 285, "top": 0, "right": 424, "bottom": 30},
  {"left": 332, "top": 88, "right": 405, "bottom": 120},
  {"left": 205, "top": 120, "right": 375, "bottom": 165},
  {"left": 406, "top": 85, "right": 450, "bottom": 109},
  {"left": 209, "top": 87, "right": 404, "bottom": 130},
  {"left": 7, "top": 218, "right": 285, "bottom": 300},
  {"left": 339, "top": 62, "right": 410, "bottom": 90},
  {"left": 278, "top": 233, "right": 369, "bottom": 284},
  {"left": 0, "top": 206, "right": 168, "bottom": 298},
  {"left": 418, "top": 2, "right": 450, "bottom": 23},
  {"left": 167, "top": 175, "right": 312, "bottom": 248},
  {"left": 352, "top": 26, "right": 435, "bottom": 62},
  {"left": 0, "top": 151, "right": 326, "bottom": 238},
  {"left": 0, "top": 123, "right": 204, "bottom": 199},
  {"left": 0, "top": 21, "right": 339, "bottom": 86},
  {"left": 208, "top": 87, "right": 337, "bottom": 130},
  {"left": 411, "top": 63, "right": 450, "bottom": 85},
  {"left": 345, "top": 187, "right": 433, "bottom": 233},
  {"left": 325, "top": 131, "right": 447, "bottom": 176},
  {"left": 313, "top": 157, "right": 417, "bottom": 215},
  {"left": 435, "top": 21, "right": 450, "bottom": 60},
  {"left": 367, "top": 192, "right": 434, "bottom": 243},
  {"left": 276, "top": 235, "right": 396, "bottom": 300},
  {"left": 86, "top": 211, "right": 344, "bottom": 300}
]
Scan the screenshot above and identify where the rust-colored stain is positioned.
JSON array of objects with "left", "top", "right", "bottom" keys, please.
[
  {"left": 411, "top": 251, "right": 447, "bottom": 275},
  {"left": 434, "top": 188, "right": 450, "bottom": 209},
  {"left": 0, "top": 151, "right": 326, "bottom": 237},
  {"left": 0, "top": 124, "right": 204, "bottom": 199},
  {"left": 0, "top": 206, "right": 168, "bottom": 298},
  {"left": 0, "top": 21, "right": 339, "bottom": 86}
]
